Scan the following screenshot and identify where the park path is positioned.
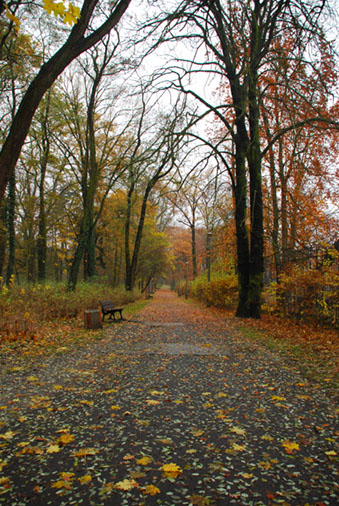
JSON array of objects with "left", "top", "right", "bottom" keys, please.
[{"left": 0, "top": 289, "right": 337, "bottom": 505}]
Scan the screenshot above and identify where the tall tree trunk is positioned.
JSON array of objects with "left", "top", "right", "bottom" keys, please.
[
  {"left": 0, "top": 201, "right": 7, "bottom": 277},
  {"left": 37, "top": 147, "right": 48, "bottom": 282},
  {"left": 191, "top": 223, "right": 197, "bottom": 278},
  {"left": 124, "top": 184, "right": 134, "bottom": 291},
  {"left": 247, "top": 57, "right": 264, "bottom": 318},
  {"left": 5, "top": 170, "right": 15, "bottom": 286},
  {"left": 231, "top": 87, "right": 251, "bottom": 317},
  {"left": 234, "top": 134, "right": 250, "bottom": 317},
  {"left": 129, "top": 187, "right": 153, "bottom": 291},
  {"left": 37, "top": 96, "right": 51, "bottom": 282},
  {"left": 68, "top": 188, "right": 95, "bottom": 290},
  {"left": 86, "top": 225, "right": 96, "bottom": 277}
]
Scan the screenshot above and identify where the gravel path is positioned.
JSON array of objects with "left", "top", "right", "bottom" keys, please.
[{"left": 0, "top": 289, "right": 337, "bottom": 505}]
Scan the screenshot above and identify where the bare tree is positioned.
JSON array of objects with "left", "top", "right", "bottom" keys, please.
[{"left": 141, "top": 0, "right": 338, "bottom": 317}]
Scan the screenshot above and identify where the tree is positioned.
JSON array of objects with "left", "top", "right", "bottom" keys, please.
[
  {"left": 0, "top": 0, "right": 132, "bottom": 203},
  {"left": 123, "top": 104, "right": 185, "bottom": 291},
  {"left": 54, "top": 39, "right": 130, "bottom": 290},
  {"left": 145, "top": 0, "right": 338, "bottom": 317}
]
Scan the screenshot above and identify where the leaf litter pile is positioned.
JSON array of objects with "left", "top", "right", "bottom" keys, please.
[{"left": 0, "top": 290, "right": 337, "bottom": 506}]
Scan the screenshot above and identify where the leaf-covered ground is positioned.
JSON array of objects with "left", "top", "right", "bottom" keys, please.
[{"left": 0, "top": 290, "right": 337, "bottom": 505}]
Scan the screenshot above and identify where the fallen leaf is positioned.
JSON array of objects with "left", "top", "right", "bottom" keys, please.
[
  {"left": 74, "top": 448, "right": 98, "bottom": 457},
  {"left": 143, "top": 484, "right": 161, "bottom": 496},
  {"left": 46, "top": 444, "right": 61, "bottom": 454},
  {"left": 78, "top": 475, "right": 92, "bottom": 485},
  {"left": 57, "top": 433, "right": 75, "bottom": 445},
  {"left": 230, "top": 426, "right": 246, "bottom": 436},
  {"left": 189, "top": 494, "right": 211, "bottom": 505},
  {"left": 162, "top": 463, "right": 182, "bottom": 479},
  {"left": 145, "top": 399, "right": 161, "bottom": 405},
  {"left": 0, "top": 431, "right": 16, "bottom": 440},
  {"left": 122, "top": 453, "right": 135, "bottom": 461},
  {"left": 281, "top": 440, "right": 300, "bottom": 453},
  {"left": 137, "top": 456, "right": 152, "bottom": 466},
  {"left": 231, "top": 443, "right": 246, "bottom": 452},
  {"left": 325, "top": 450, "right": 337, "bottom": 456},
  {"left": 113, "top": 479, "right": 138, "bottom": 490}
]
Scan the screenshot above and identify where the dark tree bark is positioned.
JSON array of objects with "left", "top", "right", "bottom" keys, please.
[
  {"left": 37, "top": 99, "right": 51, "bottom": 282},
  {"left": 5, "top": 170, "right": 15, "bottom": 286},
  {"left": 0, "top": 202, "right": 6, "bottom": 277}
]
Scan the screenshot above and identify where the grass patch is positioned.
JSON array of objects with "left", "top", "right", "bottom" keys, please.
[
  {"left": 123, "top": 298, "right": 150, "bottom": 318},
  {"left": 236, "top": 319, "right": 338, "bottom": 398}
]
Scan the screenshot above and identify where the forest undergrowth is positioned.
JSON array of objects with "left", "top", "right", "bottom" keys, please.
[{"left": 0, "top": 283, "right": 337, "bottom": 399}]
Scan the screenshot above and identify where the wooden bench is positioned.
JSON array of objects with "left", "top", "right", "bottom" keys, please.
[{"left": 99, "top": 300, "right": 124, "bottom": 322}]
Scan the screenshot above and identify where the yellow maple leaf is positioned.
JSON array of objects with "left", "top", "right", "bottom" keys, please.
[
  {"left": 143, "top": 484, "right": 160, "bottom": 496},
  {"left": 271, "top": 395, "right": 286, "bottom": 401},
  {"left": 43, "top": 0, "right": 54, "bottom": 15},
  {"left": 0, "top": 460, "right": 7, "bottom": 472},
  {"left": 60, "top": 472, "right": 75, "bottom": 481},
  {"left": 231, "top": 443, "right": 246, "bottom": 452},
  {"left": 51, "top": 480, "right": 72, "bottom": 490},
  {"left": 137, "top": 456, "right": 152, "bottom": 466},
  {"left": 230, "top": 426, "right": 246, "bottom": 436},
  {"left": 68, "top": 3, "right": 81, "bottom": 20},
  {"left": 162, "top": 463, "right": 182, "bottom": 479},
  {"left": 111, "top": 405, "right": 121, "bottom": 410},
  {"left": 79, "top": 400, "right": 94, "bottom": 406},
  {"left": 17, "top": 442, "right": 30, "bottom": 448},
  {"left": 74, "top": 448, "right": 98, "bottom": 458},
  {"left": 79, "top": 474, "right": 92, "bottom": 485},
  {"left": 281, "top": 440, "right": 300, "bottom": 453},
  {"left": 145, "top": 399, "right": 160, "bottom": 405},
  {"left": 57, "top": 433, "right": 74, "bottom": 445},
  {"left": 113, "top": 479, "right": 138, "bottom": 491},
  {"left": 241, "top": 472, "right": 253, "bottom": 479},
  {"left": 0, "top": 477, "right": 10, "bottom": 486},
  {"left": 46, "top": 444, "right": 61, "bottom": 454},
  {"left": 0, "top": 431, "right": 16, "bottom": 440},
  {"left": 259, "top": 461, "right": 271, "bottom": 470},
  {"left": 325, "top": 450, "right": 337, "bottom": 456},
  {"left": 150, "top": 390, "right": 165, "bottom": 395},
  {"left": 63, "top": 10, "right": 77, "bottom": 26}
]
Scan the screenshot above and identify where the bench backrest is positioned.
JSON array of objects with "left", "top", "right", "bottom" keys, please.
[{"left": 100, "top": 300, "right": 114, "bottom": 310}]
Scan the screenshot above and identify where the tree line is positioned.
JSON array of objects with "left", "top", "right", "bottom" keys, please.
[{"left": 0, "top": 0, "right": 338, "bottom": 319}]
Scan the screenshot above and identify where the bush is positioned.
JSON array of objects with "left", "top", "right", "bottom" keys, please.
[
  {"left": 0, "top": 279, "right": 140, "bottom": 341},
  {"left": 191, "top": 273, "right": 238, "bottom": 309},
  {"left": 262, "top": 265, "right": 339, "bottom": 328}
]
